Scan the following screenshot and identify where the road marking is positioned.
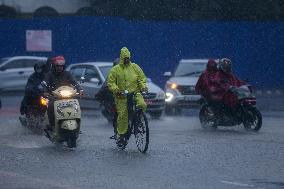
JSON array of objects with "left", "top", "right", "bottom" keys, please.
[{"left": 221, "top": 180, "right": 266, "bottom": 189}]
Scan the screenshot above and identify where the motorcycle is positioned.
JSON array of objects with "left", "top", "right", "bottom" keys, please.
[
  {"left": 199, "top": 85, "right": 262, "bottom": 131},
  {"left": 42, "top": 82, "right": 82, "bottom": 148}
]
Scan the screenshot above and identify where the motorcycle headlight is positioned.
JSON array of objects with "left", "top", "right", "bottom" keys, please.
[{"left": 59, "top": 90, "right": 72, "bottom": 98}]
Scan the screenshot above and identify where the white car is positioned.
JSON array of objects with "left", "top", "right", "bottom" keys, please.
[
  {"left": 0, "top": 56, "right": 47, "bottom": 91},
  {"left": 164, "top": 59, "right": 209, "bottom": 115},
  {"left": 66, "top": 62, "right": 165, "bottom": 118}
]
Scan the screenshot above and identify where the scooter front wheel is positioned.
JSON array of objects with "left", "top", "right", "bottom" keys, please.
[{"left": 67, "top": 131, "right": 77, "bottom": 148}]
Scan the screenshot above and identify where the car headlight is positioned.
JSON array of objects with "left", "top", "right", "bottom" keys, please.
[
  {"left": 166, "top": 82, "right": 178, "bottom": 90},
  {"left": 165, "top": 92, "right": 174, "bottom": 102},
  {"left": 59, "top": 90, "right": 73, "bottom": 98}
]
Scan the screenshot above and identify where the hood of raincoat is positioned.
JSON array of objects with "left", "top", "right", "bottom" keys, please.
[
  {"left": 206, "top": 59, "right": 217, "bottom": 72},
  {"left": 119, "top": 47, "right": 131, "bottom": 65}
]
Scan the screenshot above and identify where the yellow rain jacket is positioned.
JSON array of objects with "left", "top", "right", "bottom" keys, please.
[{"left": 108, "top": 47, "right": 147, "bottom": 135}]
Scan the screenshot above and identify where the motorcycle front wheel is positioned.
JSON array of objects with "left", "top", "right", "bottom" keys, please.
[
  {"left": 243, "top": 107, "right": 262, "bottom": 131},
  {"left": 199, "top": 105, "right": 217, "bottom": 129}
]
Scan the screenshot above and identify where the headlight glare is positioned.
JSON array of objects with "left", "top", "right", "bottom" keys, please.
[
  {"left": 59, "top": 90, "right": 72, "bottom": 98},
  {"left": 167, "top": 82, "right": 177, "bottom": 90},
  {"left": 165, "top": 92, "right": 174, "bottom": 102}
]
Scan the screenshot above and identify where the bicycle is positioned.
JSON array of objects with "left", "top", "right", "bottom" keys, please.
[{"left": 112, "top": 90, "right": 149, "bottom": 153}]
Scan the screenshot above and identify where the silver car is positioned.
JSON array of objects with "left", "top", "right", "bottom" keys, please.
[
  {"left": 66, "top": 62, "right": 165, "bottom": 118},
  {"left": 0, "top": 56, "right": 47, "bottom": 92},
  {"left": 164, "top": 59, "right": 208, "bottom": 115}
]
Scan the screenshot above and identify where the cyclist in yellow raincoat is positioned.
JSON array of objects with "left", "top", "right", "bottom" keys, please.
[{"left": 108, "top": 47, "right": 148, "bottom": 144}]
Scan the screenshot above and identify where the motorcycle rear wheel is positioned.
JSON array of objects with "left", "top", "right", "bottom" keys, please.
[{"left": 243, "top": 107, "right": 262, "bottom": 131}]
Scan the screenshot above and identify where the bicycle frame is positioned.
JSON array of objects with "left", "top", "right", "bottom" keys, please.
[{"left": 125, "top": 92, "right": 144, "bottom": 139}]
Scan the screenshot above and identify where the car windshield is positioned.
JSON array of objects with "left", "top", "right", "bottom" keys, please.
[
  {"left": 174, "top": 62, "right": 207, "bottom": 77},
  {"left": 98, "top": 65, "right": 112, "bottom": 79}
]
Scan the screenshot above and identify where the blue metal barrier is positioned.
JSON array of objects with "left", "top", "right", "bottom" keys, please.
[{"left": 0, "top": 17, "right": 283, "bottom": 88}]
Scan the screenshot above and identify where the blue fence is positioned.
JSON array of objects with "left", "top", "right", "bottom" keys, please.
[{"left": 0, "top": 17, "right": 283, "bottom": 88}]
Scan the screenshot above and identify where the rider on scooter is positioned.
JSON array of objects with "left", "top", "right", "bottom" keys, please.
[
  {"left": 44, "top": 56, "right": 82, "bottom": 131},
  {"left": 19, "top": 63, "right": 47, "bottom": 125}
]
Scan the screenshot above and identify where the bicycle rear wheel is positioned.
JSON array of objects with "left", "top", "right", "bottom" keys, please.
[{"left": 134, "top": 112, "right": 149, "bottom": 153}]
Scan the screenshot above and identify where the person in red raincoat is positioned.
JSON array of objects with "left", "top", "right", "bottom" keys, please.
[
  {"left": 195, "top": 59, "right": 224, "bottom": 102},
  {"left": 216, "top": 58, "right": 246, "bottom": 110}
]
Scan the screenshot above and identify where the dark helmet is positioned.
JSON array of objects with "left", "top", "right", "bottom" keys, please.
[
  {"left": 34, "top": 63, "right": 45, "bottom": 74},
  {"left": 219, "top": 58, "right": 232, "bottom": 73},
  {"left": 113, "top": 58, "right": 120, "bottom": 67},
  {"left": 51, "top": 56, "right": 66, "bottom": 73}
]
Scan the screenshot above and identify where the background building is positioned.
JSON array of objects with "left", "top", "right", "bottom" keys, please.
[{"left": 0, "top": 0, "right": 91, "bottom": 18}]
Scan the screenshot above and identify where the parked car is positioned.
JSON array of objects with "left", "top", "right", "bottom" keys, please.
[
  {"left": 0, "top": 56, "right": 47, "bottom": 91},
  {"left": 66, "top": 62, "right": 165, "bottom": 118},
  {"left": 163, "top": 59, "right": 209, "bottom": 115}
]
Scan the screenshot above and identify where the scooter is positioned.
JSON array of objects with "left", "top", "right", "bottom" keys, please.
[
  {"left": 199, "top": 85, "right": 262, "bottom": 131},
  {"left": 42, "top": 82, "right": 82, "bottom": 148}
]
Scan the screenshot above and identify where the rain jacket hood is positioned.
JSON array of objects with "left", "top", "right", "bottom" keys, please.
[
  {"left": 207, "top": 59, "right": 217, "bottom": 73},
  {"left": 119, "top": 47, "right": 131, "bottom": 65}
]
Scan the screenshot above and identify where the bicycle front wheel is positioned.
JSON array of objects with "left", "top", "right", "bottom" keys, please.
[{"left": 134, "top": 112, "right": 149, "bottom": 153}]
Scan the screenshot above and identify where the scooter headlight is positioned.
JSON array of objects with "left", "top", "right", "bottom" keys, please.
[{"left": 59, "top": 90, "right": 73, "bottom": 98}]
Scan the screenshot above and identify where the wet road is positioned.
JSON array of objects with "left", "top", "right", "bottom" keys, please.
[{"left": 0, "top": 95, "right": 284, "bottom": 189}]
